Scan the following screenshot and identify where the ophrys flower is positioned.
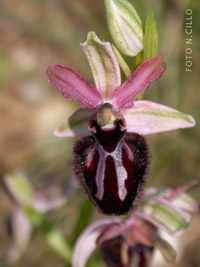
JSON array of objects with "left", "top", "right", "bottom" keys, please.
[{"left": 46, "top": 32, "right": 195, "bottom": 215}]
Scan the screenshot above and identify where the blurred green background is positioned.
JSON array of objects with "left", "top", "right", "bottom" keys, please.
[{"left": 0, "top": 0, "right": 199, "bottom": 266}]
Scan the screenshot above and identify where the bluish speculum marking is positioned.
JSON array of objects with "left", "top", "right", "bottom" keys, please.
[{"left": 95, "top": 140, "right": 128, "bottom": 201}]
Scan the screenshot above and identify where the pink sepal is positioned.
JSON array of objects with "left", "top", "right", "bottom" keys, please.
[
  {"left": 72, "top": 219, "right": 121, "bottom": 267},
  {"left": 123, "top": 100, "right": 195, "bottom": 135}
]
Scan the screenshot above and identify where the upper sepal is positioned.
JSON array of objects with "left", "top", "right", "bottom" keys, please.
[{"left": 81, "top": 32, "right": 121, "bottom": 101}]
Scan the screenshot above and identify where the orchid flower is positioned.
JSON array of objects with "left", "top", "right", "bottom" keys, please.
[
  {"left": 1, "top": 172, "right": 74, "bottom": 264},
  {"left": 4, "top": 172, "right": 73, "bottom": 213},
  {"left": 72, "top": 181, "right": 198, "bottom": 267},
  {"left": 46, "top": 32, "right": 195, "bottom": 215},
  {"left": 46, "top": 32, "right": 195, "bottom": 138}
]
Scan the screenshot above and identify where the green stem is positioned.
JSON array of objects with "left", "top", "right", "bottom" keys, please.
[{"left": 24, "top": 207, "right": 72, "bottom": 264}]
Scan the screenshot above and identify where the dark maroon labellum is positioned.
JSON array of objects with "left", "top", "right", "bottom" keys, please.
[
  {"left": 73, "top": 103, "right": 150, "bottom": 215},
  {"left": 100, "top": 236, "right": 152, "bottom": 267}
]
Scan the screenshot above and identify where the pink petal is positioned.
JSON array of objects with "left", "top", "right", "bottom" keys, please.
[
  {"left": 144, "top": 184, "right": 198, "bottom": 214},
  {"left": 126, "top": 217, "right": 154, "bottom": 247},
  {"left": 113, "top": 56, "right": 166, "bottom": 109},
  {"left": 144, "top": 187, "right": 158, "bottom": 197},
  {"left": 97, "top": 218, "right": 153, "bottom": 250},
  {"left": 11, "top": 208, "right": 32, "bottom": 251},
  {"left": 165, "top": 180, "right": 198, "bottom": 202},
  {"left": 123, "top": 100, "right": 195, "bottom": 135},
  {"left": 33, "top": 177, "right": 76, "bottom": 212},
  {"left": 46, "top": 65, "right": 103, "bottom": 109},
  {"left": 33, "top": 194, "right": 67, "bottom": 213},
  {"left": 97, "top": 222, "right": 129, "bottom": 246},
  {"left": 171, "top": 193, "right": 198, "bottom": 214},
  {"left": 165, "top": 182, "right": 198, "bottom": 214},
  {"left": 72, "top": 219, "right": 121, "bottom": 267},
  {"left": 54, "top": 108, "right": 92, "bottom": 138},
  {"left": 3, "top": 208, "right": 32, "bottom": 264}
]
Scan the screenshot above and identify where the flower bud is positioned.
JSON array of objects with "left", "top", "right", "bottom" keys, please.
[{"left": 104, "top": 0, "right": 143, "bottom": 56}]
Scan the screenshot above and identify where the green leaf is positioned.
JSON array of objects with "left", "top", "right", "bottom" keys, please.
[
  {"left": 72, "top": 197, "right": 94, "bottom": 244},
  {"left": 143, "top": 7, "right": 159, "bottom": 60}
]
